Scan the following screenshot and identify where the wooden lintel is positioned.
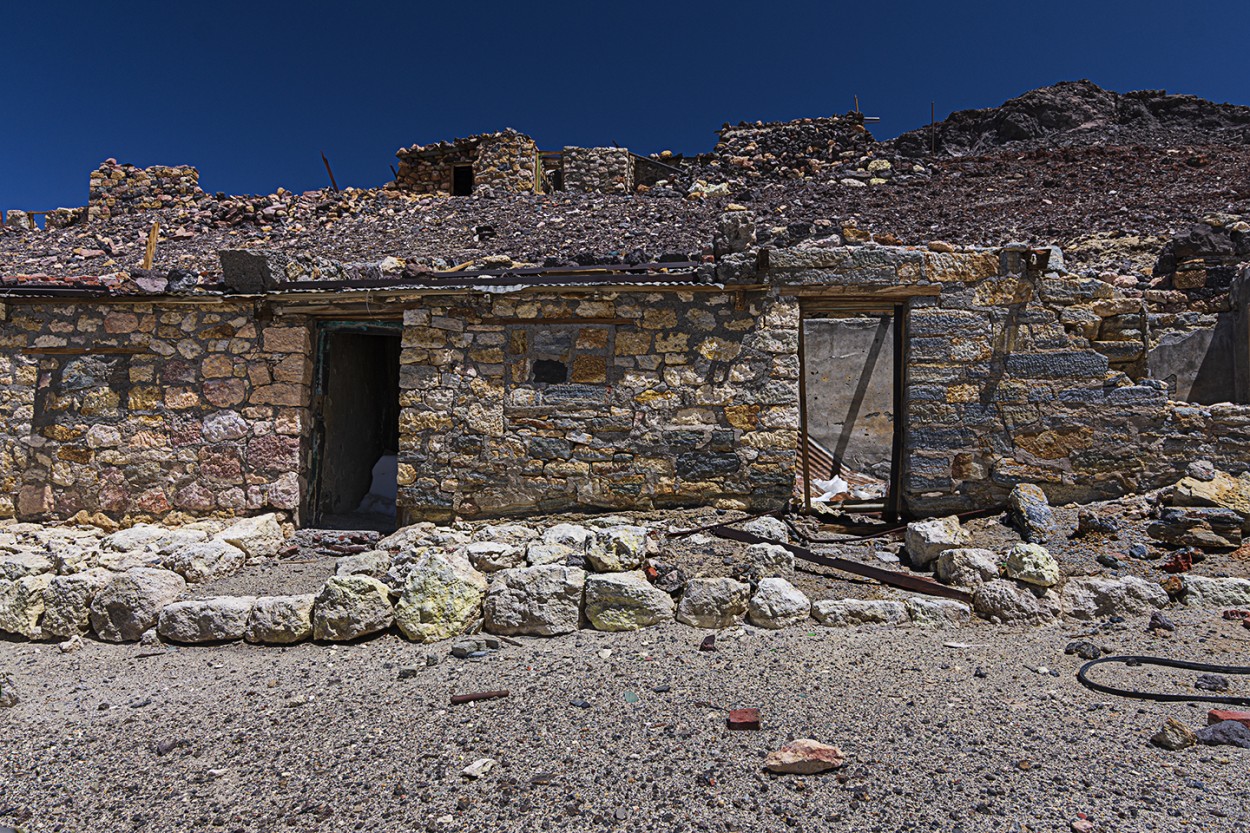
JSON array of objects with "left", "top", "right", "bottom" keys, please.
[
  {"left": 486, "top": 317, "right": 632, "bottom": 326},
  {"left": 784, "top": 284, "right": 941, "bottom": 299}
]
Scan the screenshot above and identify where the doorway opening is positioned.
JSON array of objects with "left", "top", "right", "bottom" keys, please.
[
  {"left": 452, "top": 165, "right": 474, "bottom": 196},
  {"left": 309, "top": 322, "right": 402, "bottom": 531},
  {"left": 798, "top": 302, "right": 906, "bottom": 521}
]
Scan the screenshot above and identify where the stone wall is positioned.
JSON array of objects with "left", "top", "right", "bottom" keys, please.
[
  {"left": 394, "top": 130, "right": 538, "bottom": 196},
  {"left": 0, "top": 301, "right": 311, "bottom": 523},
  {"left": 562, "top": 147, "right": 635, "bottom": 194},
  {"left": 758, "top": 241, "right": 1250, "bottom": 514},
  {"left": 395, "top": 290, "right": 798, "bottom": 522},
  {"left": 88, "top": 160, "right": 203, "bottom": 221}
]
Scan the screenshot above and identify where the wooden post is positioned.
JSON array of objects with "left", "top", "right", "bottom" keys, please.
[
  {"left": 931, "top": 101, "right": 936, "bottom": 154},
  {"left": 142, "top": 220, "right": 160, "bottom": 270}
]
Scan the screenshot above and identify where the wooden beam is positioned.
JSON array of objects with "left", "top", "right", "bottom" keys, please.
[{"left": 142, "top": 220, "right": 160, "bottom": 270}]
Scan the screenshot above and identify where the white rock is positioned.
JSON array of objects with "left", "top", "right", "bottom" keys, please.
[
  {"left": 525, "top": 542, "right": 576, "bottom": 566},
  {"left": 460, "top": 541, "right": 525, "bottom": 573},
  {"left": 0, "top": 574, "right": 52, "bottom": 638},
  {"left": 41, "top": 569, "right": 112, "bottom": 638},
  {"left": 747, "top": 578, "right": 811, "bottom": 629},
  {"left": 102, "top": 525, "right": 207, "bottom": 559},
  {"left": 462, "top": 758, "right": 496, "bottom": 779},
  {"left": 214, "top": 514, "right": 285, "bottom": 560},
  {"left": 473, "top": 523, "right": 540, "bottom": 546},
  {"left": 904, "top": 516, "right": 967, "bottom": 568},
  {"left": 245, "top": 594, "right": 315, "bottom": 644},
  {"left": 201, "top": 410, "right": 249, "bottom": 442},
  {"left": 587, "top": 525, "right": 648, "bottom": 572},
  {"left": 906, "top": 597, "right": 972, "bottom": 627},
  {"left": 1062, "top": 576, "right": 1169, "bottom": 620},
  {"left": 1179, "top": 576, "right": 1250, "bottom": 609},
  {"left": 312, "top": 576, "right": 394, "bottom": 641},
  {"left": 335, "top": 550, "right": 393, "bottom": 579},
  {"left": 0, "top": 551, "right": 53, "bottom": 580},
  {"left": 744, "top": 542, "right": 794, "bottom": 577},
  {"left": 157, "top": 596, "right": 256, "bottom": 643},
  {"left": 483, "top": 564, "right": 586, "bottom": 636},
  {"left": 169, "top": 540, "right": 246, "bottom": 583},
  {"left": 541, "top": 523, "right": 593, "bottom": 551},
  {"left": 1004, "top": 543, "right": 1060, "bottom": 588},
  {"left": 393, "top": 553, "right": 487, "bottom": 642},
  {"left": 51, "top": 543, "right": 100, "bottom": 575},
  {"left": 811, "top": 598, "right": 908, "bottom": 627},
  {"left": 934, "top": 548, "right": 1000, "bottom": 587},
  {"left": 742, "top": 516, "right": 789, "bottom": 543},
  {"left": 973, "top": 580, "right": 1060, "bottom": 624},
  {"left": 89, "top": 568, "right": 187, "bottom": 642},
  {"left": 584, "top": 571, "right": 674, "bottom": 631},
  {"left": 675, "top": 578, "right": 751, "bottom": 629}
]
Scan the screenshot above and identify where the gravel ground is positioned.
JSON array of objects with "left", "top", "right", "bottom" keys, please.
[{"left": 2, "top": 608, "right": 1248, "bottom": 833}]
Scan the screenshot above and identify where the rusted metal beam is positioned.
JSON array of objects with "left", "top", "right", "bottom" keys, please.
[
  {"left": 321, "top": 151, "right": 340, "bottom": 193},
  {"left": 705, "top": 525, "right": 972, "bottom": 604}
]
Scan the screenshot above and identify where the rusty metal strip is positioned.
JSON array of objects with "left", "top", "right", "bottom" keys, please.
[{"left": 705, "top": 525, "right": 972, "bottom": 604}]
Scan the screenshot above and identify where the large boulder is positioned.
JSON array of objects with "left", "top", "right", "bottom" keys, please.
[
  {"left": 460, "top": 541, "right": 525, "bottom": 573},
  {"left": 1180, "top": 576, "right": 1250, "bottom": 609},
  {"left": 89, "top": 568, "right": 187, "bottom": 642},
  {"left": 335, "top": 550, "right": 393, "bottom": 579},
  {"left": 1062, "top": 575, "right": 1169, "bottom": 620},
  {"left": 812, "top": 598, "right": 908, "bottom": 627},
  {"left": 934, "top": 548, "right": 1000, "bottom": 587},
  {"left": 973, "top": 580, "right": 1060, "bottom": 624},
  {"left": 904, "top": 516, "right": 968, "bottom": 568},
  {"left": 675, "top": 578, "right": 751, "bottom": 629},
  {"left": 744, "top": 543, "right": 794, "bottom": 577},
  {"left": 312, "top": 576, "right": 394, "bottom": 641},
  {"left": 245, "top": 594, "right": 315, "bottom": 644},
  {"left": 587, "top": 526, "right": 649, "bottom": 572},
  {"left": 157, "top": 596, "right": 256, "bottom": 643},
  {"left": 41, "top": 569, "right": 112, "bottom": 638},
  {"left": 483, "top": 565, "right": 586, "bottom": 636},
  {"left": 214, "top": 514, "right": 285, "bottom": 561},
  {"left": 0, "top": 574, "right": 53, "bottom": 638},
  {"left": 584, "top": 571, "right": 674, "bottom": 631},
  {"left": 1007, "top": 483, "right": 1057, "bottom": 543},
  {"left": 169, "top": 540, "right": 247, "bottom": 583},
  {"left": 747, "top": 578, "right": 811, "bottom": 629},
  {"left": 100, "top": 525, "right": 207, "bottom": 569},
  {"left": 906, "top": 597, "right": 972, "bottom": 627},
  {"left": 0, "top": 551, "right": 53, "bottom": 580},
  {"left": 393, "top": 553, "right": 487, "bottom": 642},
  {"left": 1172, "top": 471, "right": 1250, "bottom": 522},
  {"left": 1004, "top": 543, "right": 1060, "bottom": 588}
]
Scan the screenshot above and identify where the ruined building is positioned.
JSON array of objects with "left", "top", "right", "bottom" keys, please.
[{"left": 2, "top": 81, "right": 1249, "bottom": 532}]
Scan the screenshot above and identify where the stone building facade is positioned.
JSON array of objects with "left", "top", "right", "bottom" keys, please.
[
  {"left": 87, "top": 160, "right": 203, "bottom": 221},
  {"left": 562, "top": 147, "right": 636, "bottom": 194},
  {"left": 1, "top": 228, "right": 1248, "bottom": 526},
  {"left": 393, "top": 130, "right": 540, "bottom": 196}
]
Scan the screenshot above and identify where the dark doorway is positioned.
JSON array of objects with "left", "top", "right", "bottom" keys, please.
[
  {"left": 310, "top": 324, "right": 401, "bottom": 531},
  {"left": 798, "top": 303, "right": 905, "bottom": 519},
  {"left": 452, "top": 165, "right": 474, "bottom": 196}
]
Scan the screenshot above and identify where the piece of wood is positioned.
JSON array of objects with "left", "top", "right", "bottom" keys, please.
[
  {"left": 450, "top": 690, "right": 509, "bottom": 705},
  {"left": 321, "top": 151, "right": 340, "bottom": 192},
  {"left": 142, "top": 220, "right": 160, "bottom": 270}
]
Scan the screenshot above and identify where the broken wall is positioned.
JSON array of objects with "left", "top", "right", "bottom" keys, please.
[
  {"left": 88, "top": 160, "right": 203, "bottom": 221},
  {"left": 394, "top": 130, "right": 539, "bottom": 196},
  {"left": 562, "top": 147, "right": 635, "bottom": 194},
  {"left": 0, "top": 301, "right": 312, "bottom": 522}
]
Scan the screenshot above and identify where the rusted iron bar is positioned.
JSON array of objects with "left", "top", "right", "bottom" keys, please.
[
  {"left": 450, "top": 690, "right": 509, "bottom": 705},
  {"left": 321, "top": 151, "right": 340, "bottom": 193},
  {"left": 706, "top": 525, "right": 972, "bottom": 604}
]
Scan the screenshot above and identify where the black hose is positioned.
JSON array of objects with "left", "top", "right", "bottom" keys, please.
[{"left": 1076, "top": 655, "right": 1250, "bottom": 707}]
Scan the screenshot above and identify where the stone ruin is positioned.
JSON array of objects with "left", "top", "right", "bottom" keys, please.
[{"left": 2, "top": 80, "right": 1250, "bottom": 647}]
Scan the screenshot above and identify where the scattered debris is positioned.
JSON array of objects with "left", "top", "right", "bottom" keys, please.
[
  {"left": 1194, "top": 720, "right": 1250, "bottom": 749},
  {"left": 726, "top": 708, "right": 761, "bottom": 730},
  {"left": 1147, "top": 611, "right": 1176, "bottom": 633},
  {"left": 1065, "top": 641, "right": 1103, "bottom": 661},
  {"left": 1150, "top": 717, "right": 1197, "bottom": 750},
  {"left": 1195, "top": 674, "right": 1231, "bottom": 692},
  {"left": 461, "top": 758, "right": 497, "bottom": 779},
  {"left": 764, "top": 739, "right": 847, "bottom": 774},
  {"left": 450, "top": 690, "right": 509, "bottom": 706}
]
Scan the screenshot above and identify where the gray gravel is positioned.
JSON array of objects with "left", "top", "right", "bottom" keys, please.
[{"left": 2, "top": 609, "right": 1248, "bottom": 832}]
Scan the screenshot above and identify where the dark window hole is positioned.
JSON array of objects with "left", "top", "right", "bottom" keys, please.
[{"left": 533, "top": 359, "right": 567, "bottom": 384}]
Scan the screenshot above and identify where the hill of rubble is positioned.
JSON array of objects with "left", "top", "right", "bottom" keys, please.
[{"left": 2, "top": 81, "right": 1250, "bottom": 284}]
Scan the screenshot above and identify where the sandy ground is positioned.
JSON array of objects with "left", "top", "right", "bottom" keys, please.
[{"left": 2, "top": 608, "right": 1248, "bottom": 833}]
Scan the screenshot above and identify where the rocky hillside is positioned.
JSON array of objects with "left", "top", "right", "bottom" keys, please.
[{"left": 889, "top": 80, "right": 1250, "bottom": 157}]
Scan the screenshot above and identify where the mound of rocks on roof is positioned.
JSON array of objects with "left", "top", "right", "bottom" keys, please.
[{"left": 889, "top": 80, "right": 1250, "bottom": 158}]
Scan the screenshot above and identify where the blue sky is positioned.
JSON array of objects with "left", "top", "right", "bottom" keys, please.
[{"left": 2, "top": 0, "right": 1248, "bottom": 209}]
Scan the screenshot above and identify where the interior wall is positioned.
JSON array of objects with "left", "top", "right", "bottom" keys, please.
[
  {"left": 802, "top": 315, "right": 895, "bottom": 481},
  {"left": 318, "top": 332, "right": 400, "bottom": 517}
]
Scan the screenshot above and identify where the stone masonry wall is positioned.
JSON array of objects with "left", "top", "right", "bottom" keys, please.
[
  {"left": 88, "top": 160, "right": 203, "bottom": 221},
  {"left": 759, "top": 243, "right": 1250, "bottom": 515},
  {"left": 563, "top": 147, "right": 635, "bottom": 194},
  {"left": 0, "top": 301, "right": 311, "bottom": 523},
  {"left": 394, "top": 130, "right": 538, "bottom": 196},
  {"left": 395, "top": 290, "right": 798, "bottom": 521}
]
